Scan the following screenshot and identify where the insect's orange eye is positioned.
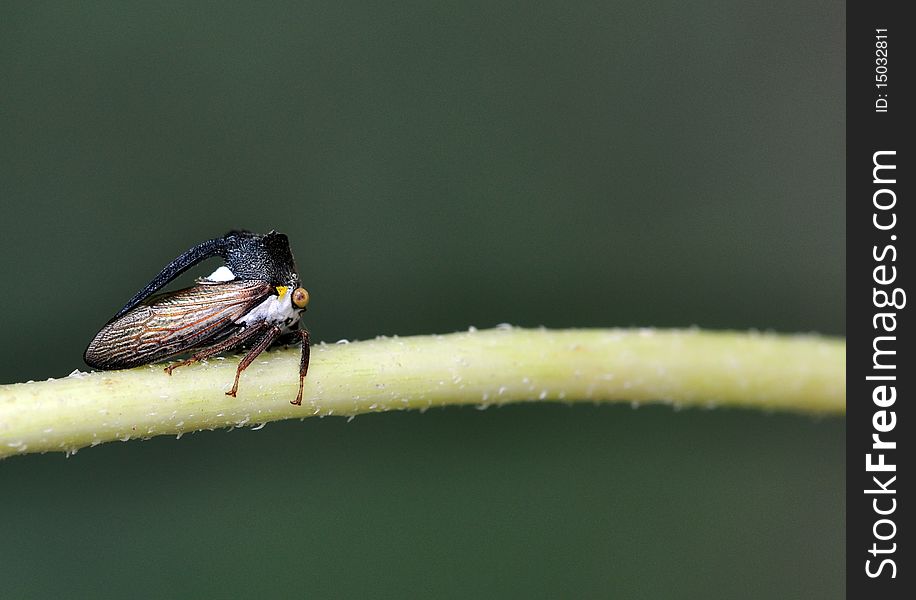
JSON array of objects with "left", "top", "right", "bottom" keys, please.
[{"left": 292, "top": 287, "right": 310, "bottom": 309}]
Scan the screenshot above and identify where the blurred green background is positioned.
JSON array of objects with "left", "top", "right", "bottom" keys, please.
[{"left": 1, "top": 1, "right": 844, "bottom": 598}]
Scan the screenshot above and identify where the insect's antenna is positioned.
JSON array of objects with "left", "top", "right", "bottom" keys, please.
[{"left": 111, "top": 236, "right": 228, "bottom": 320}]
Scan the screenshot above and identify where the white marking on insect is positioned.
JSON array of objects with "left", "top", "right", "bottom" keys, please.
[
  {"left": 203, "top": 266, "right": 236, "bottom": 282},
  {"left": 236, "top": 288, "right": 303, "bottom": 332}
]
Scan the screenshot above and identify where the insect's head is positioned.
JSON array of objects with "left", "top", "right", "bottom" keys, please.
[
  {"left": 275, "top": 284, "right": 310, "bottom": 311},
  {"left": 291, "top": 287, "right": 310, "bottom": 310}
]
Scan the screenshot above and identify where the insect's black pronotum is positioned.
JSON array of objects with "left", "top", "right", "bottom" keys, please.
[{"left": 84, "top": 230, "right": 311, "bottom": 405}]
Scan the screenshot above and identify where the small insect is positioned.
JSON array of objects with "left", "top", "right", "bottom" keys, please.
[{"left": 84, "top": 230, "right": 312, "bottom": 405}]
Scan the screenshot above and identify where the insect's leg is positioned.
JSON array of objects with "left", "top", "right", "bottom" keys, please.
[
  {"left": 164, "top": 323, "right": 270, "bottom": 375},
  {"left": 226, "top": 324, "right": 283, "bottom": 397},
  {"left": 293, "top": 329, "right": 311, "bottom": 406}
]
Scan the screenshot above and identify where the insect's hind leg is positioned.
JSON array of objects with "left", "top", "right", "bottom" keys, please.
[{"left": 163, "top": 322, "right": 272, "bottom": 376}]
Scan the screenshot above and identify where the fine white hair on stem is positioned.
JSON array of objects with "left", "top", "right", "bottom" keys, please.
[{"left": 0, "top": 327, "right": 845, "bottom": 459}]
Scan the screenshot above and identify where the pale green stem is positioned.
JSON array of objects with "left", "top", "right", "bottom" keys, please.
[{"left": 0, "top": 327, "right": 845, "bottom": 459}]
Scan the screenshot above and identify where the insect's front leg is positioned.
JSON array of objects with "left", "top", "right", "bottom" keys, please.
[{"left": 294, "top": 329, "right": 311, "bottom": 406}]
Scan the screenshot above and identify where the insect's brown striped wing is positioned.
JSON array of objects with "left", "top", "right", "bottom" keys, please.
[{"left": 84, "top": 280, "right": 272, "bottom": 369}]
